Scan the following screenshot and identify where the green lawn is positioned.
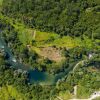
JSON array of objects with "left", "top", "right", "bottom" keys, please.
[
  {"left": 0, "top": 13, "right": 95, "bottom": 54},
  {"left": 0, "top": 0, "right": 3, "bottom": 6},
  {"left": 0, "top": 85, "right": 26, "bottom": 100}
]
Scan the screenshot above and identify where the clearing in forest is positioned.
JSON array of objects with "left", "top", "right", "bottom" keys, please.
[{"left": 40, "top": 47, "right": 64, "bottom": 62}]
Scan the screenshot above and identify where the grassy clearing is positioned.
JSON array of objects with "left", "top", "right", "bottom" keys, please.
[
  {"left": 57, "top": 91, "right": 73, "bottom": 100},
  {"left": 0, "top": 14, "right": 79, "bottom": 48},
  {"left": 0, "top": 14, "right": 95, "bottom": 61},
  {"left": 35, "top": 31, "right": 59, "bottom": 42},
  {"left": 34, "top": 32, "right": 80, "bottom": 48},
  {"left": 0, "top": 0, "right": 3, "bottom": 12},
  {"left": 77, "top": 85, "right": 91, "bottom": 99},
  {"left": 0, "top": 85, "right": 26, "bottom": 100},
  {"left": 0, "top": 14, "right": 94, "bottom": 49},
  {"left": 0, "top": 0, "right": 3, "bottom": 6}
]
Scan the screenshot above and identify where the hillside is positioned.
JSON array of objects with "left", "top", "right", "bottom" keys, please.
[
  {"left": 2, "top": 0, "right": 100, "bottom": 38},
  {"left": 0, "top": 0, "right": 100, "bottom": 100}
]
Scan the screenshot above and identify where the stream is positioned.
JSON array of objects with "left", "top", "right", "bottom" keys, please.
[{"left": 0, "top": 33, "right": 74, "bottom": 85}]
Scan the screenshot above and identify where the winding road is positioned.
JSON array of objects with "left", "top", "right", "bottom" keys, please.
[
  {"left": 73, "top": 60, "right": 86, "bottom": 72},
  {"left": 56, "top": 91, "right": 100, "bottom": 100},
  {"left": 73, "top": 54, "right": 95, "bottom": 73}
]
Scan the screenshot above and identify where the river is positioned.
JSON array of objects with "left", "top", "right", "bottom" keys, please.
[{"left": 0, "top": 33, "right": 75, "bottom": 85}]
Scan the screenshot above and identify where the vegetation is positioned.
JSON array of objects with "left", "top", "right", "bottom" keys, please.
[{"left": 0, "top": 0, "right": 100, "bottom": 100}]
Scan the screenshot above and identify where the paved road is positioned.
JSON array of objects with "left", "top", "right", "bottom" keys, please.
[
  {"left": 70, "top": 91, "right": 100, "bottom": 100},
  {"left": 89, "top": 91, "right": 100, "bottom": 100},
  {"left": 73, "top": 60, "right": 86, "bottom": 72}
]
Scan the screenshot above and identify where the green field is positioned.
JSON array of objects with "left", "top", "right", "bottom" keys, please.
[
  {"left": 0, "top": 0, "right": 3, "bottom": 4},
  {"left": 0, "top": 13, "right": 95, "bottom": 56},
  {"left": 0, "top": 85, "right": 26, "bottom": 100}
]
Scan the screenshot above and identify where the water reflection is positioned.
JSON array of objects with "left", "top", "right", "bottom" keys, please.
[{"left": 0, "top": 34, "right": 72, "bottom": 85}]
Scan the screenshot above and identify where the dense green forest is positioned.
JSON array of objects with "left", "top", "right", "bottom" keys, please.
[
  {"left": 0, "top": 0, "right": 100, "bottom": 100},
  {"left": 2, "top": 0, "right": 100, "bottom": 38}
]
